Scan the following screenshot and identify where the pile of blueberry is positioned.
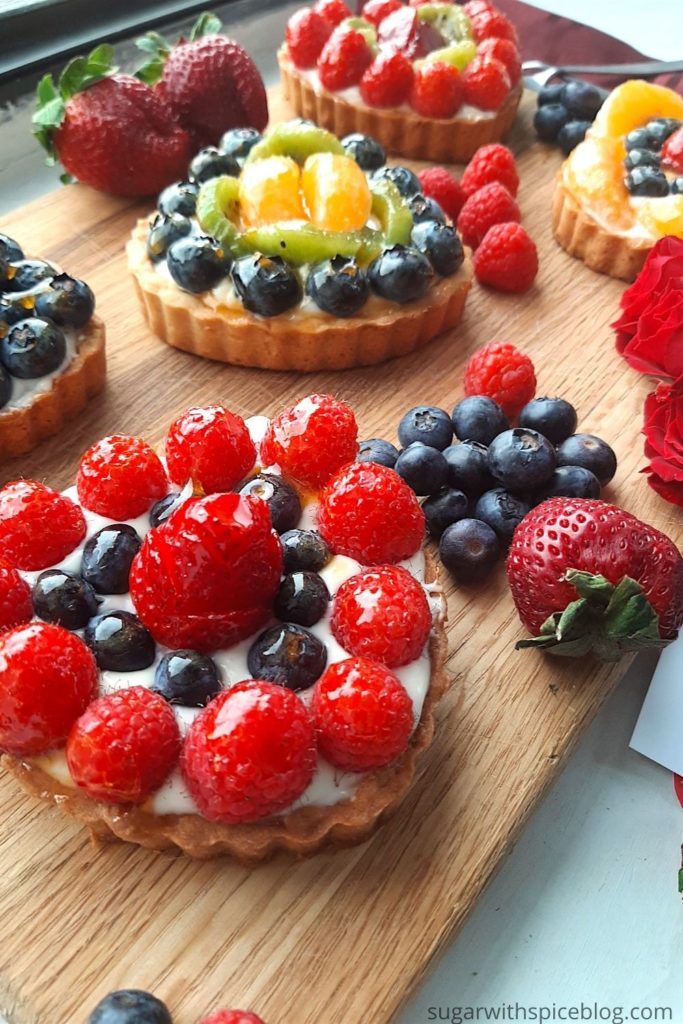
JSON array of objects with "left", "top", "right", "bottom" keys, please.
[
  {"left": 359, "top": 396, "right": 617, "bottom": 584},
  {"left": 533, "top": 78, "right": 605, "bottom": 155},
  {"left": 622, "top": 118, "right": 682, "bottom": 197}
]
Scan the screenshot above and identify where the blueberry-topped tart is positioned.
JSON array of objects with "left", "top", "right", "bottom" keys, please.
[
  {"left": 127, "top": 119, "right": 472, "bottom": 371},
  {"left": 0, "top": 233, "right": 106, "bottom": 458}
]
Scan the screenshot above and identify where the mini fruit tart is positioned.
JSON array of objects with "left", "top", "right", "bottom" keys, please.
[
  {"left": 127, "top": 119, "right": 473, "bottom": 371},
  {"left": 0, "top": 394, "right": 448, "bottom": 862},
  {"left": 553, "top": 80, "right": 683, "bottom": 282},
  {"left": 0, "top": 233, "right": 106, "bottom": 459},
  {"left": 278, "top": 0, "right": 523, "bottom": 163}
]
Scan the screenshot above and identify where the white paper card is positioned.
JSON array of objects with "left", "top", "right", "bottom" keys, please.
[{"left": 630, "top": 634, "right": 683, "bottom": 774}]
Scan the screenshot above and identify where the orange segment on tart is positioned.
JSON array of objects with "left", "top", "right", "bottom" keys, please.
[
  {"left": 301, "top": 153, "right": 372, "bottom": 232},
  {"left": 592, "top": 80, "right": 683, "bottom": 140},
  {"left": 563, "top": 135, "right": 635, "bottom": 233},
  {"left": 238, "top": 155, "right": 307, "bottom": 227}
]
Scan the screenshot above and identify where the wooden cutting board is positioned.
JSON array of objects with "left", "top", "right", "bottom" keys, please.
[{"left": 0, "top": 88, "right": 678, "bottom": 1024}]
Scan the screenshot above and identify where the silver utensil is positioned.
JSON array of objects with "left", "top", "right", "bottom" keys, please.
[{"left": 523, "top": 58, "right": 683, "bottom": 91}]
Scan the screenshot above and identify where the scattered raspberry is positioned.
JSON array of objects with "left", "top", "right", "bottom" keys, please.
[
  {"left": 0, "top": 623, "right": 98, "bottom": 756},
  {"left": 67, "top": 687, "right": 180, "bottom": 804},
  {"left": 200, "top": 1013, "right": 265, "bottom": 1024},
  {"left": 165, "top": 405, "right": 256, "bottom": 495},
  {"left": 286, "top": 7, "right": 332, "bottom": 69},
  {"left": 312, "top": 657, "right": 413, "bottom": 771},
  {"left": 464, "top": 342, "right": 537, "bottom": 418},
  {"left": 457, "top": 181, "right": 520, "bottom": 249},
  {"left": 130, "top": 493, "right": 282, "bottom": 651},
  {"left": 471, "top": 9, "right": 518, "bottom": 44},
  {"left": 477, "top": 37, "right": 522, "bottom": 86},
  {"left": 314, "top": 0, "right": 352, "bottom": 25},
  {"left": 0, "top": 480, "right": 86, "bottom": 571},
  {"left": 360, "top": 51, "right": 414, "bottom": 108},
  {"left": 463, "top": 55, "right": 511, "bottom": 111},
  {"left": 332, "top": 565, "right": 431, "bottom": 668},
  {"left": 474, "top": 221, "right": 539, "bottom": 293},
  {"left": 182, "top": 681, "right": 316, "bottom": 823},
  {"left": 409, "top": 62, "right": 464, "bottom": 119},
  {"left": 361, "top": 0, "right": 403, "bottom": 27},
  {"left": 461, "top": 143, "right": 519, "bottom": 197},
  {"left": 418, "top": 166, "right": 466, "bottom": 222},
  {"left": 260, "top": 393, "right": 358, "bottom": 489},
  {"left": 318, "top": 28, "right": 372, "bottom": 91},
  {"left": 318, "top": 461, "right": 424, "bottom": 565},
  {"left": 77, "top": 435, "right": 168, "bottom": 520},
  {"left": 0, "top": 559, "right": 32, "bottom": 631},
  {"left": 661, "top": 126, "right": 683, "bottom": 173}
]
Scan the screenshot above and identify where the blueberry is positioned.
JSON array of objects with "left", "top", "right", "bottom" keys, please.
[
  {"left": 442, "top": 440, "right": 494, "bottom": 498},
  {"left": 624, "top": 148, "right": 660, "bottom": 171},
  {"left": 146, "top": 213, "right": 192, "bottom": 262},
  {"left": 247, "top": 623, "right": 327, "bottom": 691},
  {"left": 32, "top": 570, "right": 99, "bottom": 630},
  {"left": 84, "top": 611, "right": 156, "bottom": 672},
  {"left": 188, "top": 146, "right": 240, "bottom": 184},
  {"left": 625, "top": 166, "right": 669, "bottom": 197},
  {"left": 537, "top": 82, "right": 565, "bottom": 106},
  {"left": 625, "top": 127, "right": 655, "bottom": 151},
  {"left": 557, "top": 120, "right": 592, "bottom": 155},
  {"left": 474, "top": 488, "right": 531, "bottom": 545},
  {"left": 33, "top": 273, "right": 95, "bottom": 328},
  {"left": 0, "top": 297, "right": 33, "bottom": 330},
  {"left": 439, "top": 518, "right": 500, "bottom": 584},
  {"left": 342, "top": 132, "right": 386, "bottom": 171},
  {"left": 646, "top": 118, "right": 681, "bottom": 147},
  {"left": 81, "top": 524, "right": 142, "bottom": 594},
  {"left": 560, "top": 80, "right": 604, "bottom": 119},
  {"left": 280, "top": 529, "right": 331, "bottom": 574},
  {"left": 0, "top": 365, "right": 12, "bottom": 409},
  {"left": 152, "top": 650, "right": 222, "bottom": 707},
  {"left": 0, "top": 318, "right": 66, "bottom": 378},
  {"left": 219, "top": 127, "right": 262, "bottom": 161},
  {"left": 488, "top": 428, "right": 556, "bottom": 491},
  {"left": 672, "top": 177, "right": 683, "bottom": 195},
  {"left": 556, "top": 433, "right": 617, "bottom": 486},
  {"left": 533, "top": 103, "right": 570, "bottom": 142},
  {"left": 5, "top": 259, "right": 54, "bottom": 293},
  {"left": 231, "top": 254, "right": 302, "bottom": 317},
  {"left": 274, "top": 571, "right": 330, "bottom": 627},
  {"left": 238, "top": 473, "right": 301, "bottom": 533},
  {"left": 409, "top": 194, "right": 445, "bottom": 224},
  {"left": 398, "top": 404, "right": 453, "bottom": 450},
  {"left": 357, "top": 437, "right": 400, "bottom": 468},
  {"left": 518, "top": 396, "right": 577, "bottom": 444},
  {"left": 0, "top": 233, "right": 23, "bottom": 264},
  {"left": 368, "top": 245, "right": 433, "bottom": 304},
  {"left": 537, "top": 465, "right": 601, "bottom": 501},
  {"left": 371, "top": 164, "right": 421, "bottom": 197},
  {"left": 395, "top": 442, "right": 449, "bottom": 496},
  {"left": 87, "top": 989, "right": 172, "bottom": 1024},
  {"left": 167, "top": 235, "right": 231, "bottom": 294},
  {"left": 452, "top": 396, "right": 508, "bottom": 446},
  {"left": 149, "top": 492, "right": 182, "bottom": 529},
  {"left": 410, "top": 221, "right": 464, "bottom": 277},
  {"left": 423, "top": 487, "right": 468, "bottom": 539},
  {"left": 306, "top": 256, "right": 369, "bottom": 317},
  {"left": 157, "top": 180, "right": 199, "bottom": 217}
]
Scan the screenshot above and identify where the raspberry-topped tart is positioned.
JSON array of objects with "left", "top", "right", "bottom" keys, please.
[
  {"left": 0, "top": 394, "right": 447, "bottom": 861},
  {"left": 127, "top": 119, "right": 472, "bottom": 371},
  {"left": 0, "top": 232, "right": 105, "bottom": 459},
  {"left": 278, "top": 0, "right": 523, "bottom": 163}
]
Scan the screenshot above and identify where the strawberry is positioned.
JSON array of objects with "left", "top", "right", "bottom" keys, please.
[
  {"left": 0, "top": 560, "right": 32, "bottom": 632},
  {"left": 200, "top": 1013, "right": 265, "bottom": 1024},
  {"left": 165, "top": 405, "right": 256, "bottom": 494},
  {"left": 33, "top": 45, "right": 191, "bottom": 196},
  {"left": 661, "top": 126, "right": 683, "bottom": 173},
  {"left": 260, "top": 393, "right": 358, "bottom": 489},
  {"left": 507, "top": 497, "right": 683, "bottom": 659},
  {"left": 409, "top": 62, "right": 464, "bottom": 119},
  {"left": 286, "top": 8, "right": 333, "bottom": 69},
  {"left": 77, "top": 435, "right": 169, "bottom": 520},
  {"left": 360, "top": 51, "right": 415, "bottom": 109}
]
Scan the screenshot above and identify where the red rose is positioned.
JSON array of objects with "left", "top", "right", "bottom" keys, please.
[
  {"left": 642, "top": 374, "right": 683, "bottom": 506},
  {"left": 613, "top": 235, "right": 683, "bottom": 373}
]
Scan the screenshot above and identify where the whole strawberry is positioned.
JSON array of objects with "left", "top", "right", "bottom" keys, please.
[{"left": 508, "top": 497, "right": 683, "bottom": 659}]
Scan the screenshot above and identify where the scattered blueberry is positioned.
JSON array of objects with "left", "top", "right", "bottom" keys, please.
[
  {"left": 81, "top": 524, "right": 142, "bottom": 594},
  {"left": 274, "top": 571, "right": 330, "bottom": 627},
  {"left": 368, "top": 245, "right": 433, "bottom": 304},
  {"left": 474, "top": 488, "right": 531, "bottom": 545},
  {"left": 5, "top": 259, "right": 55, "bottom": 293},
  {"left": 556, "top": 433, "right": 617, "bottom": 486},
  {"left": 488, "top": 428, "right": 556, "bottom": 491},
  {"left": 87, "top": 989, "right": 172, "bottom": 1024},
  {"left": 280, "top": 529, "right": 331, "bottom": 574},
  {"left": 149, "top": 492, "right": 182, "bottom": 529},
  {"left": 442, "top": 440, "right": 494, "bottom": 498},
  {"left": 560, "top": 80, "right": 604, "bottom": 119},
  {"left": 188, "top": 146, "right": 240, "bottom": 184},
  {"left": 157, "top": 180, "right": 199, "bottom": 217},
  {"left": 395, "top": 442, "right": 449, "bottom": 496},
  {"left": 247, "top": 622, "right": 327, "bottom": 691},
  {"left": 219, "top": 127, "right": 262, "bottom": 161},
  {"left": 409, "top": 194, "right": 445, "bottom": 224},
  {"left": 306, "top": 256, "right": 369, "bottom": 317},
  {"left": 84, "top": 611, "right": 156, "bottom": 672},
  {"left": 166, "top": 235, "right": 231, "bottom": 294},
  {"left": 371, "top": 164, "right": 421, "bottom": 197},
  {"left": 0, "top": 318, "right": 66, "bottom": 378},
  {"left": 533, "top": 103, "right": 570, "bottom": 143},
  {"left": 518, "top": 396, "right": 577, "bottom": 445},
  {"left": 398, "top": 404, "right": 453, "bottom": 450},
  {"left": 0, "top": 365, "right": 11, "bottom": 409},
  {"left": 422, "top": 487, "right": 469, "bottom": 539},
  {"left": 439, "top": 518, "right": 500, "bottom": 584},
  {"left": 557, "top": 119, "right": 592, "bottom": 155},
  {"left": 342, "top": 132, "right": 386, "bottom": 171},
  {"left": 537, "top": 82, "right": 565, "bottom": 106},
  {"left": 452, "top": 395, "right": 508, "bottom": 446},
  {"left": 146, "top": 213, "right": 192, "bottom": 262},
  {"left": 152, "top": 650, "right": 222, "bottom": 707},
  {"left": 238, "top": 473, "right": 301, "bottom": 533},
  {"left": 32, "top": 570, "right": 99, "bottom": 630},
  {"left": 231, "top": 254, "right": 302, "bottom": 316},
  {"left": 625, "top": 166, "right": 669, "bottom": 197},
  {"left": 624, "top": 148, "right": 660, "bottom": 171},
  {"left": 33, "top": 273, "right": 95, "bottom": 328},
  {"left": 357, "top": 437, "right": 400, "bottom": 468},
  {"left": 537, "top": 465, "right": 601, "bottom": 500},
  {"left": 410, "top": 221, "right": 464, "bottom": 277}
]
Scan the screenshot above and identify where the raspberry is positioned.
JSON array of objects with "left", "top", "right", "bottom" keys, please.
[
  {"left": 0, "top": 623, "right": 98, "bottom": 756},
  {"left": 0, "top": 559, "right": 32, "bottom": 631},
  {"left": 661, "top": 126, "right": 683, "bottom": 173},
  {"left": 463, "top": 0, "right": 494, "bottom": 14},
  {"left": 200, "top": 1013, "right": 265, "bottom": 1024},
  {"left": 165, "top": 405, "right": 256, "bottom": 494},
  {"left": 477, "top": 37, "right": 522, "bottom": 86},
  {"left": 474, "top": 222, "right": 538, "bottom": 293},
  {"left": 409, "top": 62, "right": 464, "bottom": 119},
  {"left": 129, "top": 493, "right": 282, "bottom": 651},
  {"left": 314, "top": 0, "right": 352, "bottom": 26},
  {"left": 318, "top": 461, "right": 424, "bottom": 565},
  {"left": 360, "top": 51, "right": 414, "bottom": 108},
  {"left": 464, "top": 342, "right": 537, "bottom": 418},
  {"left": 361, "top": 0, "right": 403, "bottom": 27},
  {"left": 471, "top": 9, "right": 518, "bottom": 44},
  {"left": 463, "top": 55, "right": 511, "bottom": 111},
  {"left": 286, "top": 7, "right": 332, "bottom": 69},
  {"left": 67, "top": 687, "right": 180, "bottom": 804},
  {"left": 311, "top": 657, "right": 413, "bottom": 771},
  {"left": 77, "top": 435, "right": 168, "bottom": 520},
  {"left": 0, "top": 480, "right": 86, "bottom": 571},
  {"left": 457, "top": 181, "right": 520, "bottom": 249},
  {"left": 332, "top": 565, "right": 431, "bottom": 667},
  {"left": 318, "top": 28, "right": 372, "bottom": 91},
  {"left": 182, "top": 681, "right": 316, "bottom": 823},
  {"left": 260, "top": 393, "right": 358, "bottom": 489},
  {"left": 418, "top": 166, "right": 466, "bottom": 222},
  {"left": 461, "top": 143, "right": 519, "bottom": 197}
]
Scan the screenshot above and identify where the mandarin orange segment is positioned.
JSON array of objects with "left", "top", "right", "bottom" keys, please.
[
  {"left": 564, "top": 136, "right": 635, "bottom": 231},
  {"left": 301, "top": 153, "right": 372, "bottom": 233},
  {"left": 636, "top": 194, "right": 683, "bottom": 239},
  {"left": 239, "top": 156, "right": 307, "bottom": 228},
  {"left": 592, "top": 80, "right": 683, "bottom": 139}
]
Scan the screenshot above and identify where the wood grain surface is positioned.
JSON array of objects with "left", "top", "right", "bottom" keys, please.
[{"left": 0, "top": 89, "right": 679, "bottom": 1024}]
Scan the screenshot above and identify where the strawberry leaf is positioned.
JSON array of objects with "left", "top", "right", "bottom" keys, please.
[
  {"left": 60, "top": 172, "right": 75, "bottom": 185},
  {"left": 135, "top": 30, "right": 171, "bottom": 84},
  {"left": 189, "top": 12, "right": 222, "bottom": 39}
]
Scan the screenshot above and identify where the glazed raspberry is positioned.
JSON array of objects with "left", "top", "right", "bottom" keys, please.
[
  {"left": 463, "top": 55, "right": 511, "bottom": 111},
  {"left": 200, "top": 1013, "right": 265, "bottom": 1024},
  {"left": 0, "top": 479, "right": 86, "bottom": 571},
  {"left": 67, "top": 687, "right": 180, "bottom": 804},
  {"left": 457, "top": 181, "right": 520, "bottom": 250},
  {"left": 312, "top": 657, "right": 413, "bottom": 771},
  {"left": 318, "top": 28, "right": 372, "bottom": 91},
  {"left": 0, "top": 623, "right": 98, "bottom": 756},
  {"left": 418, "top": 166, "right": 466, "bottom": 222},
  {"left": 461, "top": 143, "right": 519, "bottom": 198},
  {"left": 0, "top": 559, "right": 32, "bottom": 631},
  {"left": 409, "top": 62, "right": 464, "bottom": 119},
  {"left": 332, "top": 565, "right": 431, "bottom": 668},
  {"left": 477, "top": 37, "right": 522, "bottom": 86},
  {"left": 474, "top": 222, "right": 538, "bottom": 293},
  {"left": 165, "top": 405, "right": 256, "bottom": 494},
  {"left": 130, "top": 493, "right": 282, "bottom": 651},
  {"left": 661, "top": 126, "right": 683, "bottom": 173},
  {"left": 286, "top": 7, "right": 332, "bottom": 69},
  {"left": 318, "top": 461, "right": 424, "bottom": 565},
  {"left": 315, "top": 0, "right": 352, "bottom": 26},
  {"left": 260, "top": 393, "right": 358, "bottom": 489},
  {"left": 77, "top": 435, "right": 168, "bottom": 520},
  {"left": 182, "top": 681, "right": 316, "bottom": 823},
  {"left": 360, "top": 51, "right": 414, "bottom": 108},
  {"left": 471, "top": 9, "right": 518, "bottom": 44},
  {"left": 361, "top": 0, "right": 403, "bottom": 27},
  {"left": 464, "top": 342, "right": 537, "bottom": 419}
]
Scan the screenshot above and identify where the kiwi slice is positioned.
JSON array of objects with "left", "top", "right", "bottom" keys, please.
[
  {"left": 245, "top": 121, "right": 345, "bottom": 166},
  {"left": 370, "top": 179, "right": 413, "bottom": 247},
  {"left": 425, "top": 40, "right": 477, "bottom": 71},
  {"left": 340, "top": 16, "right": 377, "bottom": 47},
  {"left": 196, "top": 175, "right": 242, "bottom": 249},
  {"left": 416, "top": 3, "right": 473, "bottom": 42},
  {"left": 240, "top": 223, "right": 363, "bottom": 264}
]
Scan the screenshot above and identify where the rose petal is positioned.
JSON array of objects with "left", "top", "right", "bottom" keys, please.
[{"left": 645, "top": 468, "right": 683, "bottom": 507}]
